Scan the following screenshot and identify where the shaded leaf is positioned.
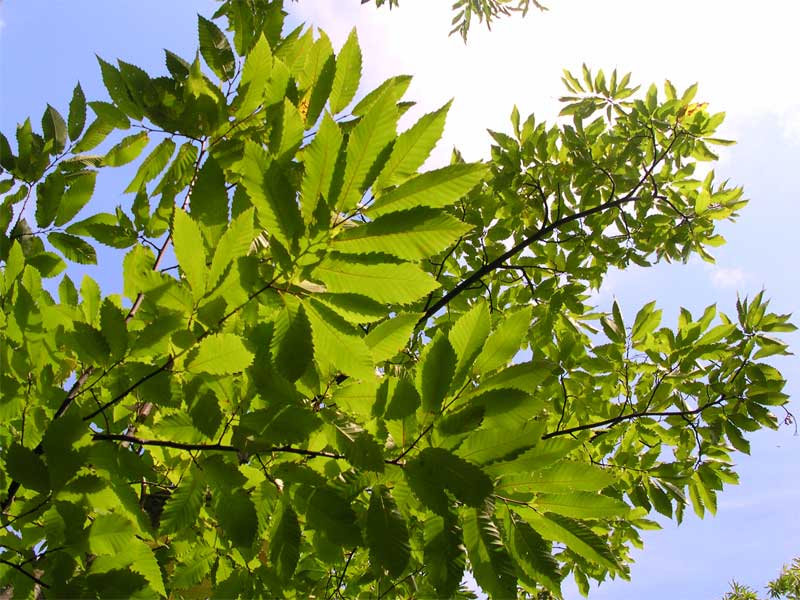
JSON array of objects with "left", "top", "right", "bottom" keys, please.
[
  {"left": 270, "top": 503, "right": 301, "bottom": 581},
  {"left": 367, "top": 485, "right": 410, "bottom": 577}
]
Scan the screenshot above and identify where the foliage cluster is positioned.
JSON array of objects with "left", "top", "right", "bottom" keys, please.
[
  {"left": 724, "top": 558, "right": 800, "bottom": 600},
  {"left": 0, "top": 0, "right": 793, "bottom": 598}
]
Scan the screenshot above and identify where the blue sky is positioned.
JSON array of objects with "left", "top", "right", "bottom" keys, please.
[{"left": 1, "top": 1, "right": 797, "bottom": 598}]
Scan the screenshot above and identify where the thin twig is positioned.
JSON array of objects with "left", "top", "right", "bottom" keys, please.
[
  {"left": 0, "top": 558, "right": 50, "bottom": 589},
  {"left": 542, "top": 396, "right": 733, "bottom": 440},
  {"left": 328, "top": 548, "right": 356, "bottom": 600}
]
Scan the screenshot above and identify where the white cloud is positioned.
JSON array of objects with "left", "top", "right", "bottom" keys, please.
[
  {"left": 290, "top": 0, "right": 800, "bottom": 154},
  {"left": 709, "top": 265, "right": 749, "bottom": 289}
]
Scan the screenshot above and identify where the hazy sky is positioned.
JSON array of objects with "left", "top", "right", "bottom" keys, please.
[{"left": 1, "top": 1, "right": 797, "bottom": 598}]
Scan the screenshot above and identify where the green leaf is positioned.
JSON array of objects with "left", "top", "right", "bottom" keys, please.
[
  {"left": 352, "top": 74, "right": 411, "bottom": 116},
  {"left": 534, "top": 492, "right": 631, "bottom": 519},
  {"left": 216, "top": 490, "right": 258, "bottom": 548},
  {"left": 333, "top": 82, "right": 399, "bottom": 212},
  {"left": 495, "top": 461, "right": 618, "bottom": 495},
  {"left": 333, "top": 419, "right": 385, "bottom": 472},
  {"left": 300, "top": 32, "right": 335, "bottom": 125},
  {"left": 315, "top": 293, "right": 386, "bottom": 324},
  {"left": 374, "top": 99, "right": 451, "bottom": 190},
  {"left": 367, "top": 163, "right": 488, "bottom": 218},
  {"left": 238, "top": 404, "right": 322, "bottom": 448},
  {"left": 236, "top": 33, "right": 273, "bottom": 119},
  {"left": 55, "top": 170, "right": 97, "bottom": 226},
  {"left": 332, "top": 207, "right": 472, "bottom": 260},
  {"left": 305, "top": 486, "right": 361, "bottom": 547},
  {"left": 405, "top": 447, "right": 493, "bottom": 514},
  {"left": 519, "top": 509, "right": 620, "bottom": 572},
  {"left": 152, "top": 412, "right": 206, "bottom": 444},
  {"left": 313, "top": 256, "right": 439, "bottom": 305},
  {"left": 507, "top": 512, "right": 562, "bottom": 597},
  {"left": 74, "top": 118, "right": 115, "bottom": 152},
  {"left": 189, "top": 156, "right": 229, "bottom": 247},
  {"left": 383, "top": 376, "right": 421, "bottom": 420},
  {"left": 41, "top": 104, "right": 67, "bottom": 152},
  {"left": 128, "top": 540, "right": 167, "bottom": 597},
  {"left": 125, "top": 138, "right": 176, "bottom": 193},
  {"left": 272, "top": 98, "right": 304, "bottom": 163},
  {"left": 303, "top": 298, "right": 374, "bottom": 380},
  {"left": 484, "top": 440, "right": 583, "bottom": 479},
  {"left": 456, "top": 419, "right": 544, "bottom": 465},
  {"left": 416, "top": 331, "right": 456, "bottom": 412},
  {"left": 97, "top": 56, "right": 142, "bottom": 119},
  {"left": 36, "top": 171, "right": 66, "bottom": 228},
  {"left": 5, "top": 443, "right": 50, "bottom": 494},
  {"left": 198, "top": 15, "right": 236, "bottom": 80},
  {"left": 448, "top": 299, "right": 490, "bottom": 385},
  {"left": 69, "top": 321, "right": 110, "bottom": 365},
  {"left": 472, "top": 306, "right": 532, "bottom": 374},
  {"left": 88, "top": 100, "right": 131, "bottom": 130},
  {"left": 270, "top": 503, "right": 301, "bottom": 581},
  {"left": 463, "top": 501, "right": 517, "bottom": 599},
  {"left": 68, "top": 83, "right": 87, "bottom": 140},
  {"left": 238, "top": 141, "right": 301, "bottom": 248},
  {"left": 329, "top": 28, "right": 362, "bottom": 113},
  {"left": 104, "top": 131, "right": 149, "bottom": 167},
  {"left": 367, "top": 485, "right": 410, "bottom": 577},
  {"left": 271, "top": 295, "right": 314, "bottom": 382},
  {"left": 49, "top": 232, "right": 97, "bottom": 264},
  {"left": 160, "top": 469, "right": 204, "bottom": 534},
  {"left": 89, "top": 513, "right": 137, "bottom": 555},
  {"left": 364, "top": 313, "right": 417, "bottom": 362},
  {"left": 172, "top": 208, "right": 207, "bottom": 302},
  {"left": 300, "top": 113, "right": 342, "bottom": 224},
  {"left": 424, "top": 513, "right": 466, "bottom": 598},
  {"left": 208, "top": 207, "right": 254, "bottom": 289},
  {"left": 100, "top": 299, "right": 128, "bottom": 360},
  {"left": 186, "top": 333, "right": 254, "bottom": 375}
]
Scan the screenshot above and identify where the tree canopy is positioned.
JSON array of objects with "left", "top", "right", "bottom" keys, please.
[
  {"left": 724, "top": 557, "right": 800, "bottom": 600},
  {"left": 0, "top": 0, "right": 794, "bottom": 598}
]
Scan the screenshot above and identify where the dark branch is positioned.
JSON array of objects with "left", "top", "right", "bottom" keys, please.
[
  {"left": 0, "top": 558, "right": 50, "bottom": 589},
  {"left": 417, "top": 132, "right": 680, "bottom": 327},
  {"left": 417, "top": 194, "right": 639, "bottom": 326},
  {"left": 541, "top": 397, "right": 730, "bottom": 440},
  {"left": 328, "top": 548, "right": 357, "bottom": 600},
  {"left": 92, "top": 433, "right": 349, "bottom": 461}
]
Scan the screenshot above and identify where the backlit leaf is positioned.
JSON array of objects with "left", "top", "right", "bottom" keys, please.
[
  {"left": 186, "top": 333, "right": 254, "bottom": 375},
  {"left": 329, "top": 28, "right": 362, "bottom": 113},
  {"left": 332, "top": 207, "right": 473, "bottom": 260},
  {"left": 374, "top": 99, "right": 451, "bottom": 190},
  {"left": 172, "top": 208, "right": 207, "bottom": 302},
  {"left": 367, "top": 163, "right": 487, "bottom": 218},
  {"left": 313, "top": 256, "right": 439, "bottom": 305}
]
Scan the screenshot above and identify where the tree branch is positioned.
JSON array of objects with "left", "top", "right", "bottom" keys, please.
[
  {"left": 0, "top": 558, "right": 50, "bottom": 589},
  {"left": 92, "top": 433, "right": 350, "bottom": 461},
  {"left": 417, "top": 194, "right": 639, "bottom": 326},
  {"left": 328, "top": 548, "right": 357, "bottom": 600},
  {"left": 541, "top": 397, "right": 731, "bottom": 440},
  {"left": 418, "top": 131, "right": 680, "bottom": 327},
  {"left": 2, "top": 140, "right": 208, "bottom": 515}
]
